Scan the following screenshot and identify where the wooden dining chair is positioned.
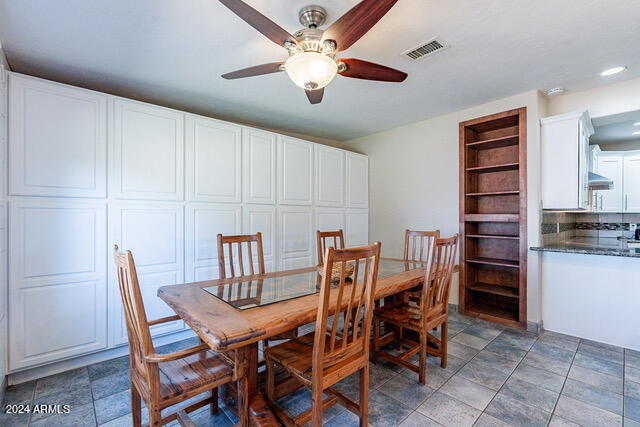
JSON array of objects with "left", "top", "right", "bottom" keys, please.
[
  {"left": 404, "top": 229, "right": 440, "bottom": 262},
  {"left": 372, "top": 235, "right": 458, "bottom": 385},
  {"left": 113, "top": 245, "right": 247, "bottom": 427},
  {"left": 217, "top": 232, "right": 266, "bottom": 279},
  {"left": 316, "top": 229, "right": 345, "bottom": 265},
  {"left": 217, "top": 232, "right": 296, "bottom": 344},
  {"left": 264, "top": 242, "right": 382, "bottom": 427}
]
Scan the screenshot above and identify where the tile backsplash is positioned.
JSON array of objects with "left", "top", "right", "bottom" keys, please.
[{"left": 541, "top": 212, "right": 640, "bottom": 244}]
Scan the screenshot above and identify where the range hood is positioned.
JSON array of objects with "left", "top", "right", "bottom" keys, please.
[{"left": 588, "top": 171, "right": 614, "bottom": 190}]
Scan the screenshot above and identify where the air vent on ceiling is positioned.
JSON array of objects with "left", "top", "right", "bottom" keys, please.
[{"left": 402, "top": 37, "right": 449, "bottom": 60}]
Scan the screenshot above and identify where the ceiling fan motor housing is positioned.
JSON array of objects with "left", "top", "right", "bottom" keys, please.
[{"left": 298, "top": 5, "right": 327, "bottom": 28}]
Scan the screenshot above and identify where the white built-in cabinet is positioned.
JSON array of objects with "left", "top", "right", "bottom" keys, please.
[
  {"left": 6, "top": 72, "right": 369, "bottom": 372},
  {"left": 8, "top": 75, "right": 107, "bottom": 198},
  {"left": 346, "top": 152, "right": 369, "bottom": 208},
  {"left": 624, "top": 154, "right": 640, "bottom": 212},
  {"left": 541, "top": 111, "right": 594, "bottom": 210},
  {"left": 278, "top": 136, "right": 314, "bottom": 205},
  {"left": 592, "top": 151, "right": 640, "bottom": 212}
]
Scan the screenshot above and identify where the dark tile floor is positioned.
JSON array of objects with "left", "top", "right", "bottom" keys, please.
[{"left": 2, "top": 312, "right": 640, "bottom": 426}]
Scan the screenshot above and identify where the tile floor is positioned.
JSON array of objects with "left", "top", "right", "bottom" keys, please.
[{"left": 2, "top": 312, "right": 640, "bottom": 426}]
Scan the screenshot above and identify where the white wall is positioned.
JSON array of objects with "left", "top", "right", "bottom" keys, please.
[
  {"left": 547, "top": 76, "right": 640, "bottom": 119},
  {"left": 0, "top": 44, "right": 8, "bottom": 398},
  {"left": 345, "top": 90, "right": 544, "bottom": 323}
]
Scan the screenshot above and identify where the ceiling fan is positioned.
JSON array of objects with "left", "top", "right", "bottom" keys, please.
[{"left": 218, "top": 0, "right": 407, "bottom": 104}]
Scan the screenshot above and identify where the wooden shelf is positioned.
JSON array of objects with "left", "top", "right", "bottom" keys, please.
[
  {"left": 464, "top": 214, "right": 519, "bottom": 222},
  {"left": 466, "top": 162, "right": 519, "bottom": 173},
  {"left": 465, "top": 135, "right": 519, "bottom": 150},
  {"left": 466, "top": 234, "right": 519, "bottom": 240},
  {"left": 459, "top": 108, "right": 527, "bottom": 329},
  {"left": 467, "top": 282, "right": 519, "bottom": 298},
  {"left": 466, "top": 190, "right": 519, "bottom": 197},
  {"left": 466, "top": 302, "right": 520, "bottom": 327},
  {"left": 466, "top": 257, "right": 519, "bottom": 268}
]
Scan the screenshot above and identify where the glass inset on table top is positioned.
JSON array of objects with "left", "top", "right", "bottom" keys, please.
[{"left": 203, "top": 259, "right": 425, "bottom": 310}]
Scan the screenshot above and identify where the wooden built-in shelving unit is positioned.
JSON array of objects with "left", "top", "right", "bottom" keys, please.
[{"left": 459, "top": 108, "right": 527, "bottom": 328}]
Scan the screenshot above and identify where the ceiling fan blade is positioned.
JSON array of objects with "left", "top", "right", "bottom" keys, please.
[
  {"left": 305, "top": 88, "right": 324, "bottom": 104},
  {"left": 221, "top": 62, "right": 284, "bottom": 79},
  {"left": 321, "top": 0, "right": 398, "bottom": 52},
  {"left": 337, "top": 59, "right": 407, "bottom": 82},
  {"left": 218, "top": 0, "right": 298, "bottom": 48}
]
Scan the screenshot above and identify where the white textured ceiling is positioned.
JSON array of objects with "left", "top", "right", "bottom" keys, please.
[{"left": 1, "top": 0, "right": 640, "bottom": 140}]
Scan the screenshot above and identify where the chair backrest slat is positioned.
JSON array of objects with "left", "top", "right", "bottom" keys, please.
[
  {"left": 404, "top": 229, "right": 440, "bottom": 263},
  {"left": 420, "top": 235, "right": 459, "bottom": 320},
  {"left": 113, "top": 245, "right": 160, "bottom": 399},
  {"left": 313, "top": 243, "right": 381, "bottom": 371},
  {"left": 316, "top": 229, "right": 345, "bottom": 265},
  {"left": 217, "top": 233, "right": 266, "bottom": 279}
]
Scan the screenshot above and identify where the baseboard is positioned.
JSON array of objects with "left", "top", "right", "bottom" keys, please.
[{"left": 8, "top": 329, "right": 196, "bottom": 386}]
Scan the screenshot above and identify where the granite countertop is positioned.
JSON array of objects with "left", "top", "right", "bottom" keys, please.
[{"left": 530, "top": 237, "right": 640, "bottom": 258}]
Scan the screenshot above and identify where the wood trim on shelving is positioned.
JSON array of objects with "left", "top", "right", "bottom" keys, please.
[{"left": 459, "top": 107, "right": 527, "bottom": 329}]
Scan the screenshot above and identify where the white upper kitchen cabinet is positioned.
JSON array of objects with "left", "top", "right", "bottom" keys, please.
[
  {"left": 596, "top": 153, "right": 624, "bottom": 212},
  {"left": 9, "top": 198, "right": 107, "bottom": 370},
  {"left": 624, "top": 153, "right": 640, "bottom": 212},
  {"left": 243, "top": 128, "right": 277, "bottom": 205},
  {"left": 278, "top": 206, "right": 314, "bottom": 270},
  {"left": 109, "top": 202, "right": 185, "bottom": 344},
  {"left": 9, "top": 74, "right": 107, "bottom": 198},
  {"left": 345, "top": 209, "right": 369, "bottom": 247},
  {"left": 345, "top": 152, "right": 369, "bottom": 208},
  {"left": 185, "top": 203, "right": 242, "bottom": 282},
  {"left": 541, "top": 111, "right": 594, "bottom": 210},
  {"left": 315, "top": 145, "right": 344, "bottom": 207},
  {"left": 111, "top": 99, "right": 184, "bottom": 201},
  {"left": 278, "top": 136, "right": 313, "bottom": 206},
  {"left": 186, "top": 116, "right": 242, "bottom": 203}
]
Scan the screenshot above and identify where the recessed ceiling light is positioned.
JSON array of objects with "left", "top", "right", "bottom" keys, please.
[
  {"left": 634, "top": 121, "right": 640, "bottom": 126},
  {"left": 601, "top": 66, "right": 626, "bottom": 76},
  {"left": 633, "top": 131, "right": 640, "bottom": 135}
]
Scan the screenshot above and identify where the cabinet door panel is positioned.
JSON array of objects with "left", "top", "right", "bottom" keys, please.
[
  {"left": 185, "top": 204, "right": 242, "bottom": 282},
  {"left": 345, "top": 209, "right": 369, "bottom": 247},
  {"left": 9, "top": 75, "right": 107, "bottom": 198},
  {"left": 278, "top": 137, "right": 313, "bottom": 205},
  {"left": 278, "top": 207, "right": 314, "bottom": 269},
  {"left": 186, "top": 116, "right": 242, "bottom": 203},
  {"left": 9, "top": 199, "right": 107, "bottom": 369},
  {"left": 315, "top": 145, "right": 344, "bottom": 207},
  {"left": 109, "top": 202, "right": 184, "bottom": 344},
  {"left": 244, "top": 129, "right": 277, "bottom": 204},
  {"left": 112, "top": 100, "right": 184, "bottom": 200},
  {"left": 243, "top": 205, "right": 276, "bottom": 272},
  {"left": 315, "top": 209, "right": 345, "bottom": 234},
  {"left": 597, "top": 155, "right": 624, "bottom": 212},
  {"left": 346, "top": 152, "right": 369, "bottom": 208},
  {"left": 624, "top": 154, "right": 640, "bottom": 212}
]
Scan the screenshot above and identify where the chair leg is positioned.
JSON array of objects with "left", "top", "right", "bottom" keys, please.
[
  {"left": 440, "top": 321, "right": 448, "bottom": 369},
  {"left": 265, "top": 359, "right": 275, "bottom": 404},
  {"left": 359, "top": 363, "right": 369, "bottom": 427},
  {"left": 418, "top": 332, "right": 427, "bottom": 386},
  {"left": 131, "top": 383, "right": 142, "bottom": 427},
  {"left": 210, "top": 387, "right": 219, "bottom": 415},
  {"left": 311, "top": 385, "right": 324, "bottom": 427},
  {"left": 372, "top": 318, "right": 379, "bottom": 364},
  {"left": 149, "top": 406, "right": 162, "bottom": 427}
]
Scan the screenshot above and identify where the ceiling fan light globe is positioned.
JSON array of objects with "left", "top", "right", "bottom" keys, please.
[{"left": 284, "top": 52, "right": 337, "bottom": 90}]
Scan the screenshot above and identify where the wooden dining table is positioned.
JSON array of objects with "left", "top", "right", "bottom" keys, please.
[{"left": 158, "top": 257, "right": 458, "bottom": 426}]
